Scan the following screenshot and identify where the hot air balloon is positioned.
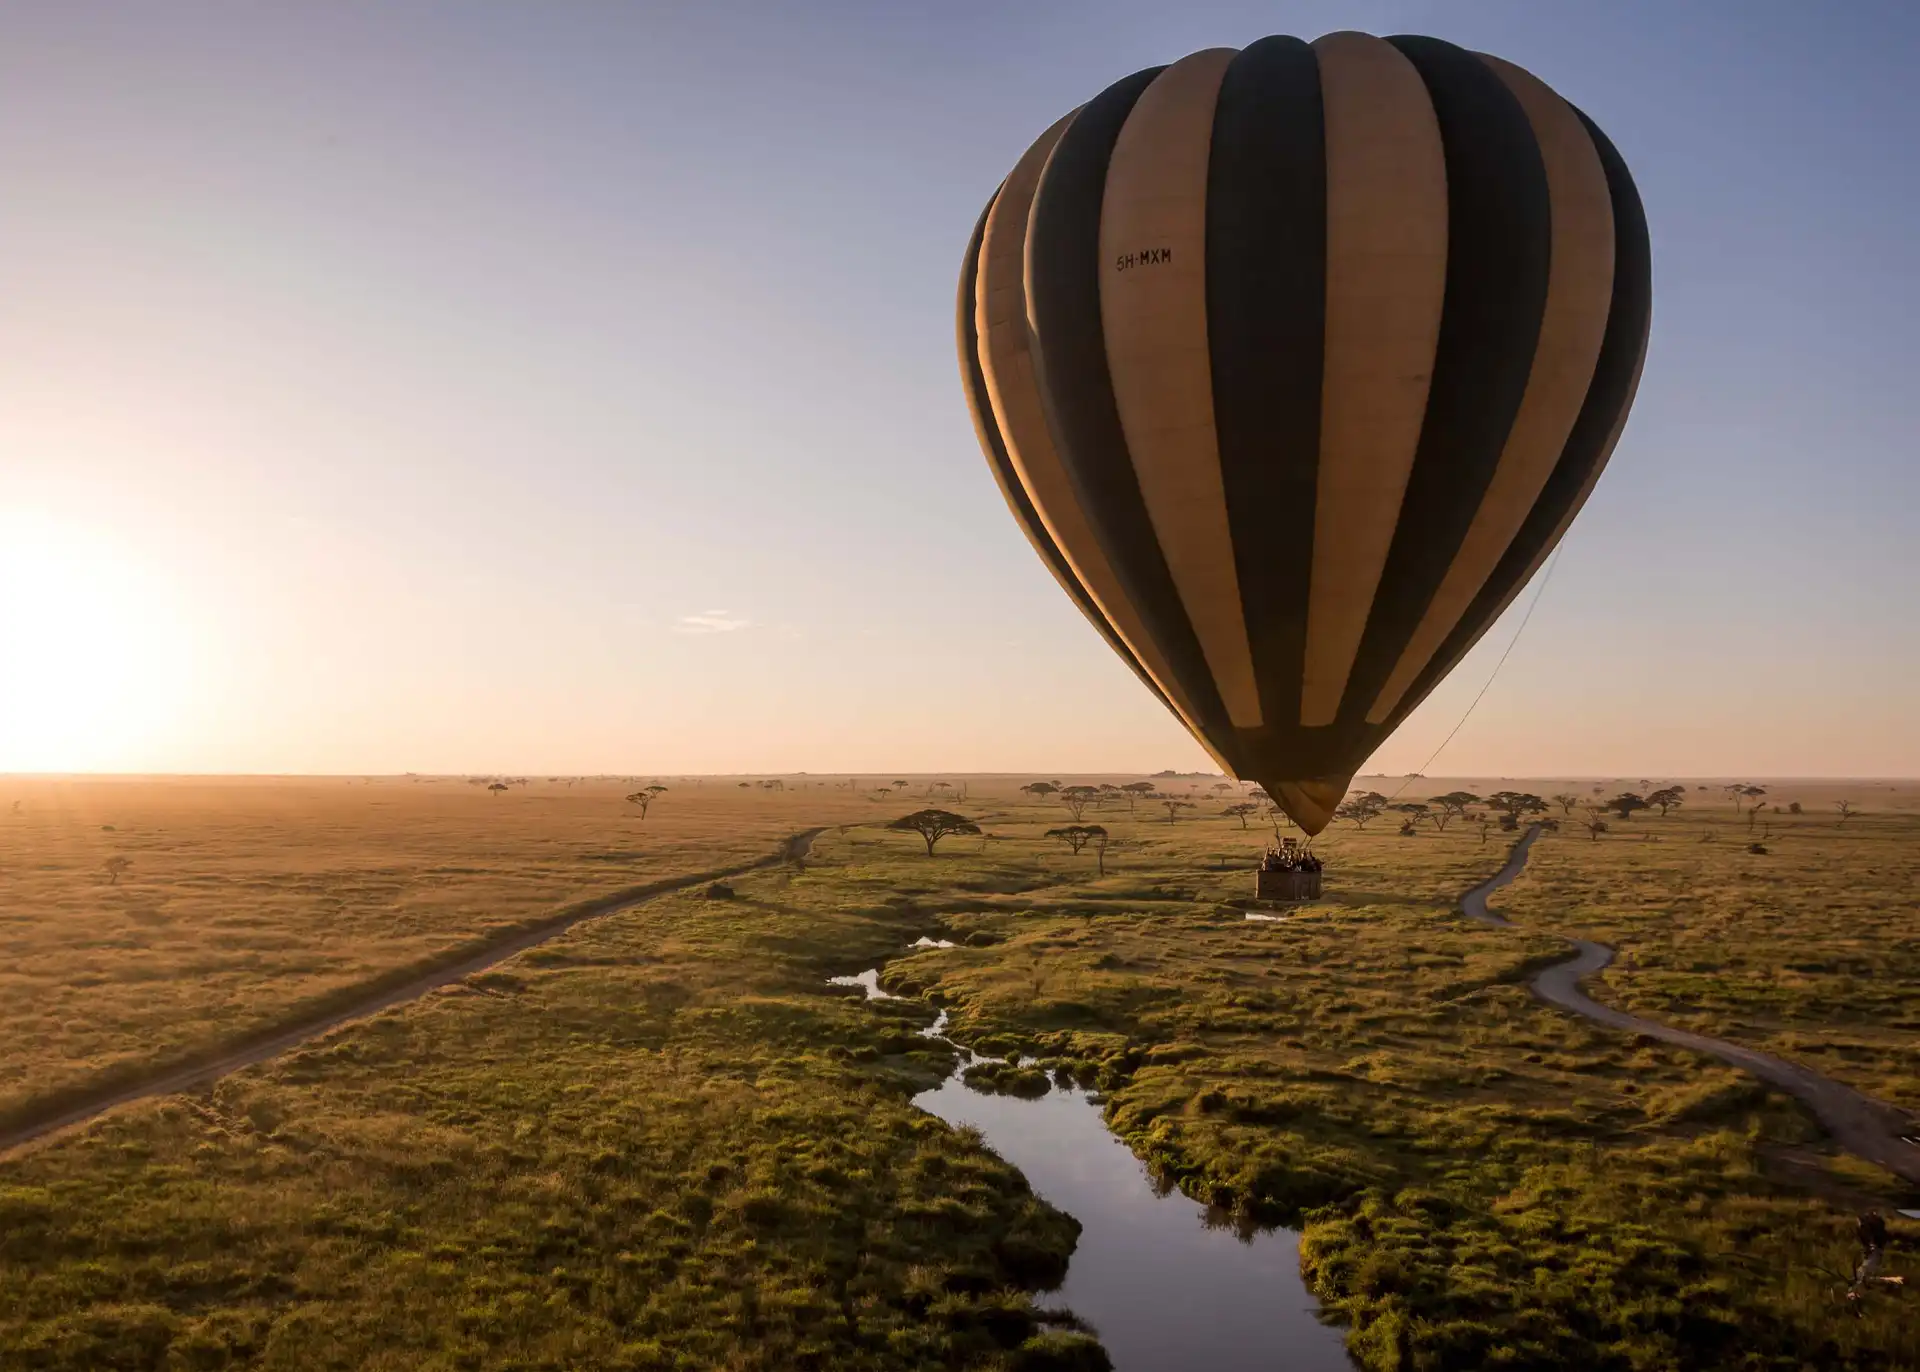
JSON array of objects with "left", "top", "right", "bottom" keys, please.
[{"left": 959, "top": 32, "right": 1650, "bottom": 835}]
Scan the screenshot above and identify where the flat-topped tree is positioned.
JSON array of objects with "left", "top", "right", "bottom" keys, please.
[
  {"left": 1223, "top": 803, "right": 1260, "bottom": 829},
  {"left": 1120, "top": 781, "right": 1155, "bottom": 813},
  {"left": 1391, "top": 801, "right": 1433, "bottom": 830},
  {"left": 1552, "top": 792, "right": 1580, "bottom": 815},
  {"left": 1060, "top": 786, "right": 1101, "bottom": 822},
  {"left": 1646, "top": 785, "right": 1686, "bottom": 816},
  {"left": 1429, "top": 792, "right": 1481, "bottom": 830},
  {"left": 1045, "top": 823, "right": 1107, "bottom": 856},
  {"left": 1020, "top": 781, "right": 1059, "bottom": 800},
  {"left": 1335, "top": 791, "right": 1388, "bottom": 829},
  {"left": 887, "top": 809, "right": 981, "bottom": 856},
  {"left": 1046, "top": 824, "right": 1112, "bottom": 875},
  {"left": 1487, "top": 791, "right": 1548, "bottom": 822},
  {"left": 627, "top": 784, "right": 667, "bottom": 819},
  {"left": 1606, "top": 792, "right": 1649, "bottom": 820}
]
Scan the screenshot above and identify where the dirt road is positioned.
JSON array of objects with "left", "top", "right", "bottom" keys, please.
[
  {"left": 1465, "top": 826, "right": 1920, "bottom": 1188},
  {"left": 0, "top": 828, "right": 822, "bottom": 1160}
]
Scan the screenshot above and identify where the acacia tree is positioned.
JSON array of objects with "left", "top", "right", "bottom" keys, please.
[
  {"left": 887, "top": 809, "right": 982, "bottom": 856},
  {"left": 1061, "top": 785, "right": 1101, "bottom": 822},
  {"left": 1487, "top": 791, "right": 1548, "bottom": 822},
  {"left": 1046, "top": 823, "right": 1103, "bottom": 855},
  {"left": 1738, "top": 785, "right": 1767, "bottom": 814},
  {"left": 102, "top": 856, "right": 131, "bottom": 885},
  {"left": 1552, "top": 793, "right": 1580, "bottom": 816},
  {"left": 627, "top": 784, "right": 667, "bottom": 819},
  {"left": 1390, "top": 801, "right": 1432, "bottom": 832},
  {"left": 1121, "top": 781, "right": 1155, "bottom": 814},
  {"left": 1047, "top": 824, "right": 1110, "bottom": 872},
  {"left": 1022, "top": 781, "right": 1060, "bottom": 801},
  {"left": 1835, "top": 799, "right": 1859, "bottom": 824},
  {"left": 487, "top": 782, "right": 508, "bottom": 797},
  {"left": 1646, "top": 785, "right": 1686, "bottom": 817},
  {"left": 1429, "top": 792, "right": 1481, "bottom": 830},
  {"left": 1583, "top": 805, "right": 1610, "bottom": 841},
  {"left": 1223, "top": 802, "right": 1260, "bottom": 829},
  {"left": 1161, "top": 798, "right": 1193, "bottom": 825},
  {"left": 1335, "top": 791, "right": 1388, "bottom": 829},
  {"left": 1606, "top": 792, "right": 1649, "bottom": 820}
]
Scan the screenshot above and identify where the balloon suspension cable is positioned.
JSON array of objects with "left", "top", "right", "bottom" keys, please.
[{"left": 1387, "top": 544, "right": 1566, "bottom": 805}]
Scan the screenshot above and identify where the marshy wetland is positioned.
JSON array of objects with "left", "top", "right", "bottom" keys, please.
[{"left": 2, "top": 775, "right": 1916, "bottom": 1369}]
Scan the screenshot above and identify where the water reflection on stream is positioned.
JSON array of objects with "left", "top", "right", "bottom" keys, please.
[{"left": 833, "top": 961, "right": 1351, "bottom": 1372}]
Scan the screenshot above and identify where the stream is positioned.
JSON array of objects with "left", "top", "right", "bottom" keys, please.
[{"left": 831, "top": 961, "right": 1351, "bottom": 1372}]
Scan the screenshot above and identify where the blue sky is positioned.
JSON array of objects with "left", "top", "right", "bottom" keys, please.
[{"left": 2, "top": 1, "right": 1915, "bottom": 776}]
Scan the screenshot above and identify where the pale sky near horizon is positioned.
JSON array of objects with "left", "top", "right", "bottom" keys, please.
[{"left": 3, "top": 1, "right": 1917, "bottom": 778}]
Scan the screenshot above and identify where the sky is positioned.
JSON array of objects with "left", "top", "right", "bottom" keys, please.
[{"left": 2, "top": 1, "right": 1916, "bottom": 778}]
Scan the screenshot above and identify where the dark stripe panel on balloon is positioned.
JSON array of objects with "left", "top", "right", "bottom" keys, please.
[
  {"left": 1205, "top": 35, "right": 1327, "bottom": 742},
  {"left": 1026, "top": 64, "right": 1243, "bottom": 752},
  {"left": 1381, "top": 105, "right": 1651, "bottom": 736},
  {"left": 957, "top": 190, "right": 1178, "bottom": 717},
  {"left": 1336, "top": 35, "right": 1553, "bottom": 724}
]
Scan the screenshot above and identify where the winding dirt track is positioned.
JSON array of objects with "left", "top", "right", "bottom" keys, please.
[
  {"left": 1465, "top": 826, "right": 1920, "bottom": 1187},
  {"left": 0, "top": 828, "right": 823, "bottom": 1161}
]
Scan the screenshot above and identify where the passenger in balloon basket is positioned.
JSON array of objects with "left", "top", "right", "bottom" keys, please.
[{"left": 1258, "top": 837, "right": 1322, "bottom": 875}]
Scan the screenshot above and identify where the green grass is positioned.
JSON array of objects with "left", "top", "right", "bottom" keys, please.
[
  {"left": 871, "top": 785, "right": 1920, "bottom": 1371},
  {"left": 3, "top": 776, "right": 1916, "bottom": 1370},
  {"left": 1494, "top": 800, "right": 1920, "bottom": 1112},
  {"left": 0, "top": 851, "right": 1084, "bottom": 1371}
]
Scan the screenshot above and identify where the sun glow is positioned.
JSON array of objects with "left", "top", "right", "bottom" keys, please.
[{"left": 0, "top": 512, "right": 198, "bottom": 772}]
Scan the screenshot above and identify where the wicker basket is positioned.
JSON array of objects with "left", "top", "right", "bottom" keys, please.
[{"left": 1255, "top": 868, "right": 1322, "bottom": 902}]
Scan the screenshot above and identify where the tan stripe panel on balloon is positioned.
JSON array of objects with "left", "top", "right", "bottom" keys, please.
[
  {"left": 973, "top": 112, "right": 1207, "bottom": 736},
  {"left": 1393, "top": 334, "right": 1649, "bottom": 728},
  {"left": 1365, "top": 53, "right": 1616, "bottom": 724},
  {"left": 1300, "top": 31, "right": 1449, "bottom": 727},
  {"left": 1098, "top": 47, "right": 1264, "bottom": 729}
]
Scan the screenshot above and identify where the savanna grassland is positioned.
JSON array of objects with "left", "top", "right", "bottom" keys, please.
[
  {"left": 1, "top": 775, "right": 1916, "bottom": 1371},
  {"left": 875, "top": 779, "right": 1920, "bottom": 1370},
  {"left": 0, "top": 780, "right": 1092, "bottom": 1371},
  {"left": 0, "top": 777, "right": 875, "bottom": 1129},
  {"left": 1492, "top": 782, "right": 1920, "bottom": 1113}
]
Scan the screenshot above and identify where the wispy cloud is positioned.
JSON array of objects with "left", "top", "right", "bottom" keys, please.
[{"left": 674, "top": 609, "right": 753, "bottom": 636}]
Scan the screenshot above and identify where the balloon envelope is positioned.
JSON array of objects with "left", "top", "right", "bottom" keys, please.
[{"left": 959, "top": 32, "right": 1650, "bottom": 834}]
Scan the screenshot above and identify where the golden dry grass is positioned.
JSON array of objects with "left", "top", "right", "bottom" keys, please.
[{"left": 0, "top": 776, "right": 877, "bottom": 1121}]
